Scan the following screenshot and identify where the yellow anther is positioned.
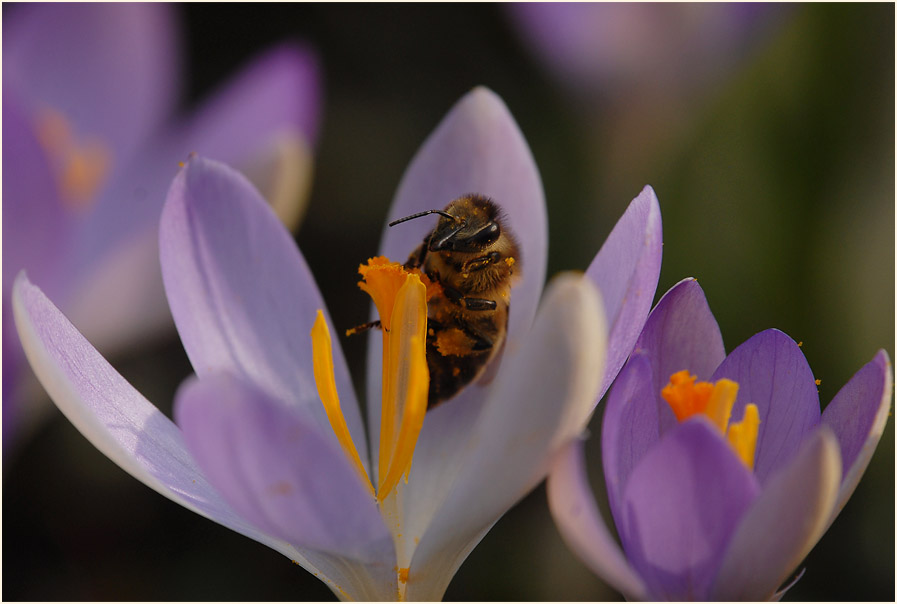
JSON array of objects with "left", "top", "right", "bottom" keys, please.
[
  {"left": 313, "top": 258, "right": 429, "bottom": 512},
  {"left": 704, "top": 379, "right": 738, "bottom": 434},
  {"left": 311, "top": 310, "right": 374, "bottom": 498},
  {"left": 727, "top": 404, "right": 760, "bottom": 470},
  {"left": 357, "top": 258, "right": 430, "bottom": 500},
  {"left": 662, "top": 371, "right": 759, "bottom": 471},
  {"left": 661, "top": 370, "right": 713, "bottom": 422},
  {"left": 371, "top": 269, "right": 428, "bottom": 500}
]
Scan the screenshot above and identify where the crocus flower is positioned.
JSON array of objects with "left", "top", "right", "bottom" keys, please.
[
  {"left": 548, "top": 278, "right": 892, "bottom": 601},
  {"left": 507, "top": 3, "right": 780, "bottom": 101},
  {"left": 13, "top": 87, "right": 663, "bottom": 599},
  {"left": 3, "top": 3, "right": 321, "bottom": 449}
]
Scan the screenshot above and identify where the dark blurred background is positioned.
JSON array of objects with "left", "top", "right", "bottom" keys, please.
[{"left": 4, "top": 3, "right": 893, "bottom": 601}]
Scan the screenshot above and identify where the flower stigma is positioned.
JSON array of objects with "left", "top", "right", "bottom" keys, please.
[
  {"left": 661, "top": 370, "right": 760, "bottom": 469},
  {"left": 310, "top": 257, "right": 430, "bottom": 502},
  {"left": 35, "top": 106, "right": 111, "bottom": 208}
]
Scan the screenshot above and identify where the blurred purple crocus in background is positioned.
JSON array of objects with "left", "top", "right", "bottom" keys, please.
[
  {"left": 508, "top": 3, "right": 777, "bottom": 102},
  {"left": 13, "top": 87, "right": 663, "bottom": 599},
  {"left": 548, "top": 278, "right": 892, "bottom": 601},
  {"left": 3, "top": 3, "right": 321, "bottom": 450}
]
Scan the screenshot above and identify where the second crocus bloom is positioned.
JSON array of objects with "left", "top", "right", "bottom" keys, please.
[{"left": 549, "top": 278, "right": 892, "bottom": 601}]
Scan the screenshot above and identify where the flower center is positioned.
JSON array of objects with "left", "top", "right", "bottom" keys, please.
[
  {"left": 310, "top": 257, "right": 430, "bottom": 501},
  {"left": 661, "top": 370, "right": 760, "bottom": 470},
  {"left": 34, "top": 106, "right": 111, "bottom": 209}
]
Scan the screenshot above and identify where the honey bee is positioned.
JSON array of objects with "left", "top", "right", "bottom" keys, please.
[{"left": 389, "top": 194, "right": 520, "bottom": 408}]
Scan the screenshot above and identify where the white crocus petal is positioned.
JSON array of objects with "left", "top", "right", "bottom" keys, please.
[
  {"left": 11, "top": 272, "right": 391, "bottom": 600},
  {"left": 402, "top": 273, "right": 607, "bottom": 600},
  {"left": 547, "top": 439, "right": 649, "bottom": 601}
]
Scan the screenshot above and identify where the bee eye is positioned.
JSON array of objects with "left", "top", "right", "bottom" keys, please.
[{"left": 469, "top": 222, "right": 500, "bottom": 246}]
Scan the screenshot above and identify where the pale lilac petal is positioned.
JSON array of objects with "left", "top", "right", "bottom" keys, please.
[
  {"left": 586, "top": 185, "right": 662, "bottom": 404},
  {"left": 403, "top": 274, "right": 606, "bottom": 600},
  {"left": 634, "top": 278, "right": 726, "bottom": 434},
  {"left": 710, "top": 427, "right": 841, "bottom": 601},
  {"left": 159, "top": 156, "right": 367, "bottom": 461},
  {"left": 12, "top": 272, "right": 278, "bottom": 548},
  {"left": 547, "top": 439, "right": 649, "bottom": 601},
  {"left": 3, "top": 3, "right": 180, "bottom": 162},
  {"left": 821, "top": 350, "right": 892, "bottom": 521},
  {"left": 712, "top": 329, "right": 821, "bottom": 485},
  {"left": 367, "top": 86, "right": 548, "bottom": 477},
  {"left": 619, "top": 418, "right": 760, "bottom": 601},
  {"left": 174, "top": 372, "right": 391, "bottom": 562},
  {"left": 381, "top": 87, "right": 546, "bottom": 336},
  {"left": 12, "top": 273, "right": 398, "bottom": 601},
  {"left": 601, "top": 352, "right": 660, "bottom": 525}
]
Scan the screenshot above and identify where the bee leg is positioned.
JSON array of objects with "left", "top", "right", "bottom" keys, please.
[
  {"left": 345, "top": 320, "right": 382, "bottom": 337},
  {"left": 467, "top": 331, "right": 494, "bottom": 351},
  {"left": 464, "top": 251, "right": 502, "bottom": 273},
  {"left": 442, "top": 286, "right": 497, "bottom": 311},
  {"left": 462, "top": 297, "right": 497, "bottom": 311}
]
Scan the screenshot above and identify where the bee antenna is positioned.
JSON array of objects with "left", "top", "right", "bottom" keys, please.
[{"left": 388, "top": 209, "right": 455, "bottom": 227}]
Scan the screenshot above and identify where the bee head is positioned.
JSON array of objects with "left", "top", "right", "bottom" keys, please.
[
  {"left": 430, "top": 195, "right": 502, "bottom": 253},
  {"left": 388, "top": 195, "right": 504, "bottom": 253}
]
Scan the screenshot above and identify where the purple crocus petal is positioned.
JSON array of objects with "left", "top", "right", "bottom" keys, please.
[
  {"left": 547, "top": 438, "right": 649, "bottom": 601},
  {"left": 712, "top": 329, "right": 821, "bottom": 485},
  {"left": 11, "top": 272, "right": 281, "bottom": 553},
  {"left": 820, "top": 350, "right": 892, "bottom": 521},
  {"left": 180, "top": 42, "right": 321, "bottom": 153},
  {"left": 710, "top": 427, "right": 841, "bottom": 601},
  {"left": 3, "top": 3, "right": 180, "bottom": 163},
  {"left": 367, "top": 87, "right": 547, "bottom": 480},
  {"left": 635, "top": 278, "right": 726, "bottom": 434},
  {"left": 601, "top": 352, "right": 661, "bottom": 527},
  {"left": 509, "top": 4, "right": 780, "bottom": 98},
  {"left": 403, "top": 273, "right": 606, "bottom": 601},
  {"left": 159, "top": 156, "right": 367, "bottom": 460},
  {"left": 586, "top": 185, "right": 662, "bottom": 404},
  {"left": 620, "top": 418, "right": 760, "bottom": 601},
  {"left": 12, "top": 273, "right": 398, "bottom": 601},
  {"left": 377, "top": 85, "right": 546, "bottom": 370},
  {"left": 174, "top": 372, "right": 391, "bottom": 562}
]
